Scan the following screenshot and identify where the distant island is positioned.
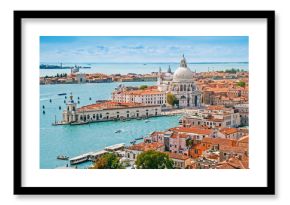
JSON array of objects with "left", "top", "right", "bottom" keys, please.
[{"left": 40, "top": 64, "right": 91, "bottom": 69}]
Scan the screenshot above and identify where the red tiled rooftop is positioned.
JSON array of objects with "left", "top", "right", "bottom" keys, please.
[
  {"left": 170, "top": 133, "right": 189, "bottom": 139},
  {"left": 202, "top": 137, "right": 237, "bottom": 147},
  {"left": 127, "top": 142, "right": 164, "bottom": 152},
  {"left": 117, "top": 87, "right": 163, "bottom": 96},
  {"left": 207, "top": 105, "right": 225, "bottom": 110},
  {"left": 238, "top": 135, "right": 249, "bottom": 143},
  {"left": 77, "top": 101, "right": 155, "bottom": 112},
  {"left": 170, "top": 126, "right": 213, "bottom": 135},
  {"left": 219, "top": 128, "right": 239, "bottom": 135},
  {"left": 166, "top": 152, "right": 190, "bottom": 160}
]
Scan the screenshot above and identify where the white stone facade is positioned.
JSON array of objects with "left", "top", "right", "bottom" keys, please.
[
  {"left": 62, "top": 96, "right": 162, "bottom": 124},
  {"left": 157, "top": 56, "right": 202, "bottom": 108}
]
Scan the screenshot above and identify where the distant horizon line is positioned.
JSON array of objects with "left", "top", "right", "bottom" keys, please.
[{"left": 40, "top": 61, "right": 249, "bottom": 65}]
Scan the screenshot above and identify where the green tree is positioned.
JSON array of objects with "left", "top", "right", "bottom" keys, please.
[
  {"left": 186, "top": 138, "right": 193, "bottom": 148},
  {"left": 135, "top": 150, "right": 174, "bottom": 169},
  {"left": 139, "top": 85, "right": 148, "bottom": 90},
  {"left": 166, "top": 93, "right": 178, "bottom": 106},
  {"left": 237, "top": 81, "right": 246, "bottom": 87},
  {"left": 91, "top": 153, "right": 124, "bottom": 169}
]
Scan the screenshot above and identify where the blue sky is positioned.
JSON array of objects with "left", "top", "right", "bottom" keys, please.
[{"left": 40, "top": 36, "right": 248, "bottom": 63}]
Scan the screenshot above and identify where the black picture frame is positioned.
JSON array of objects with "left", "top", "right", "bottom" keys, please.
[{"left": 14, "top": 10, "right": 275, "bottom": 195}]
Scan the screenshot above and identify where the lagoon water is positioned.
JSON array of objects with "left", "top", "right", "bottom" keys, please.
[
  {"left": 40, "top": 82, "right": 180, "bottom": 169},
  {"left": 40, "top": 62, "right": 248, "bottom": 77}
]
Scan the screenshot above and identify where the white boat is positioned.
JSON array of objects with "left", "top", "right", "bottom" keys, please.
[
  {"left": 69, "top": 152, "right": 93, "bottom": 165},
  {"left": 105, "top": 143, "right": 125, "bottom": 151},
  {"left": 57, "top": 155, "right": 69, "bottom": 160}
]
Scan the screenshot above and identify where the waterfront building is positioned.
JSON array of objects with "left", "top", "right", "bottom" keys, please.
[
  {"left": 75, "top": 73, "right": 86, "bottom": 83},
  {"left": 157, "top": 55, "right": 202, "bottom": 108},
  {"left": 112, "top": 85, "right": 166, "bottom": 106},
  {"left": 112, "top": 56, "right": 202, "bottom": 108},
  {"left": 62, "top": 94, "right": 161, "bottom": 124}
]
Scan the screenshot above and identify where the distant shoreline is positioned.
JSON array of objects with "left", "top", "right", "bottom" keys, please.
[{"left": 40, "top": 62, "right": 249, "bottom": 65}]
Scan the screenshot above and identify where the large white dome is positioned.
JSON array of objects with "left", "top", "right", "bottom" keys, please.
[{"left": 173, "top": 56, "right": 193, "bottom": 81}]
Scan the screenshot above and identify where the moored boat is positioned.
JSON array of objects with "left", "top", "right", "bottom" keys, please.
[{"left": 57, "top": 155, "right": 69, "bottom": 160}]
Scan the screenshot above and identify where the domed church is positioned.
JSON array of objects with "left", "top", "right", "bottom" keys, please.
[{"left": 157, "top": 55, "right": 201, "bottom": 108}]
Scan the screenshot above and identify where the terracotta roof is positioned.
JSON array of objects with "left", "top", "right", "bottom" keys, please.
[
  {"left": 238, "top": 135, "right": 249, "bottom": 143},
  {"left": 170, "top": 126, "right": 213, "bottom": 135},
  {"left": 207, "top": 105, "right": 225, "bottom": 110},
  {"left": 217, "top": 156, "right": 248, "bottom": 169},
  {"left": 202, "top": 137, "right": 237, "bottom": 147},
  {"left": 127, "top": 142, "right": 164, "bottom": 152},
  {"left": 219, "top": 128, "right": 239, "bottom": 135},
  {"left": 116, "top": 87, "right": 164, "bottom": 96},
  {"left": 205, "top": 88, "right": 229, "bottom": 93},
  {"left": 166, "top": 152, "right": 190, "bottom": 160},
  {"left": 219, "top": 145, "right": 246, "bottom": 153},
  {"left": 170, "top": 133, "right": 189, "bottom": 139},
  {"left": 77, "top": 101, "right": 157, "bottom": 112}
]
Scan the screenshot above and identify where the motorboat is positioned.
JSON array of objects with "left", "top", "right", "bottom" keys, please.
[{"left": 57, "top": 155, "right": 69, "bottom": 160}]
